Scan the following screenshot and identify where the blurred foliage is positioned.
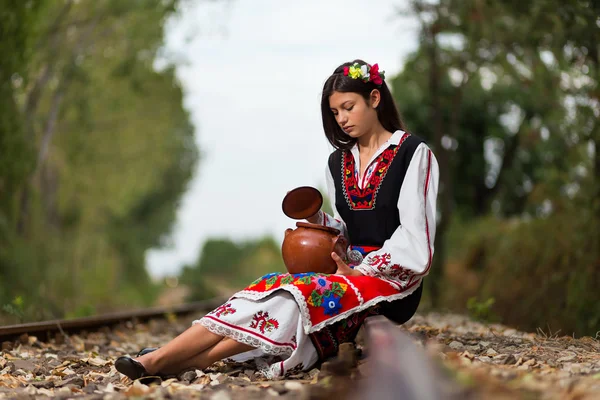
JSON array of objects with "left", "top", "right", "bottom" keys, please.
[
  {"left": 394, "top": 0, "right": 599, "bottom": 335},
  {"left": 0, "top": 0, "right": 199, "bottom": 322},
  {"left": 443, "top": 211, "right": 599, "bottom": 336},
  {"left": 180, "top": 237, "right": 286, "bottom": 301},
  {"left": 466, "top": 296, "right": 497, "bottom": 323},
  {"left": 180, "top": 188, "right": 330, "bottom": 301}
]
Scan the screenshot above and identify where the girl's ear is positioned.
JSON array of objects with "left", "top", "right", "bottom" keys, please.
[{"left": 369, "top": 89, "right": 381, "bottom": 108}]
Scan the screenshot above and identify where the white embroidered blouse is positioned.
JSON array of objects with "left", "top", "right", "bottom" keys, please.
[{"left": 315, "top": 130, "right": 440, "bottom": 291}]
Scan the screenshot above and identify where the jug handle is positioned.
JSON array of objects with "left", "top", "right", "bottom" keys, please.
[{"left": 332, "top": 235, "right": 348, "bottom": 259}]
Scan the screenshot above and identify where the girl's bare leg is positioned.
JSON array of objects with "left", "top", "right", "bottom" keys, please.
[
  {"left": 136, "top": 324, "right": 224, "bottom": 375},
  {"left": 158, "top": 338, "right": 256, "bottom": 375}
]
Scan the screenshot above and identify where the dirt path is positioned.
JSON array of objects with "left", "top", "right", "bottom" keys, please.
[{"left": 0, "top": 312, "right": 598, "bottom": 399}]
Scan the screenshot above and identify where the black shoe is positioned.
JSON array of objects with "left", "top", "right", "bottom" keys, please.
[
  {"left": 136, "top": 347, "right": 158, "bottom": 357},
  {"left": 115, "top": 356, "right": 150, "bottom": 380}
]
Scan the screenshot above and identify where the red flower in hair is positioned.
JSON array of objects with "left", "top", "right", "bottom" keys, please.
[
  {"left": 343, "top": 66, "right": 349, "bottom": 76},
  {"left": 370, "top": 63, "right": 383, "bottom": 85}
]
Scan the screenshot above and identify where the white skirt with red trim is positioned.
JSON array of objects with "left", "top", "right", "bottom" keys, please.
[{"left": 193, "top": 291, "right": 318, "bottom": 379}]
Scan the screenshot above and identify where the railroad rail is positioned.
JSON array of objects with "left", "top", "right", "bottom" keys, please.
[
  {"left": 0, "top": 299, "right": 460, "bottom": 399},
  {"left": 0, "top": 297, "right": 227, "bottom": 342}
]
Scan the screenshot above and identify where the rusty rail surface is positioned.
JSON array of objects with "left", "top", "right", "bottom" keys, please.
[
  {"left": 0, "top": 297, "right": 227, "bottom": 342},
  {"left": 353, "top": 316, "right": 459, "bottom": 400}
]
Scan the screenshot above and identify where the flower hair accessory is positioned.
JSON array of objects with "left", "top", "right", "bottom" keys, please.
[{"left": 343, "top": 62, "right": 386, "bottom": 85}]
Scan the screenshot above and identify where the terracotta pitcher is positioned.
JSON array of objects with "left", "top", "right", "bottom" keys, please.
[
  {"left": 281, "top": 186, "right": 348, "bottom": 274},
  {"left": 282, "top": 222, "right": 348, "bottom": 274}
]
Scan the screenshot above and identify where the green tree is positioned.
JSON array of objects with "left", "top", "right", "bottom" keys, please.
[
  {"left": 181, "top": 236, "right": 286, "bottom": 300},
  {"left": 393, "top": 0, "right": 599, "bottom": 334},
  {"left": 0, "top": 0, "right": 200, "bottom": 321},
  {"left": 0, "top": 0, "right": 42, "bottom": 230}
]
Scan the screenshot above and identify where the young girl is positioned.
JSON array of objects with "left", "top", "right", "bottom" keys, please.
[{"left": 115, "top": 59, "right": 439, "bottom": 380}]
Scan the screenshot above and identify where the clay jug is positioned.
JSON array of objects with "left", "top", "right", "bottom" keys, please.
[{"left": 281, "top": 222, "right": 348, "bottom": 274}]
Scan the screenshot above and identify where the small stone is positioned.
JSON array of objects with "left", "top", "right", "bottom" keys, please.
[
  {"left": 227, "top": 377, "right": 251, "bottom": 387},
  {"left": 12, "top": 369, "right": 28, "bottom": 377},
  {"left": 195, "top": 375, "right": 212, "bottom": 385},
  {"left": 503, "top": 354, "right": 518, "bottom": 365},
  {"left": 563, "top": 363, "right": 581, "bottom": 374},
  {"left": 486, "top": 348, "right": 498, "bottom": 356},
  {"left": 243, "top": 369, "right": 255, "bottom": 380},
  {"left": 180, "top": 370, "right": 197, "bottom": 382},
  {"left": 284, "top": 381, "right": 304, "bottom": 391},
  {"left": 558, "top": 351, "right": 577, "bottom": 362},
  {"left": 266, "top": 388, "right": 280, "bottom": 396},
  {"left": 56, "top": 387, "right": 72, "bottom": 396},
  {"left": 479, "top": 341, "right": 490, "bottom": 348},
  {"left": 321, "top": 359, "right": 351, "bottom": 376},
  {"left": 338, "top": 342, "right": 358, "bottom": 367},
  {"left": 83, "top": 383, "right": 98, "bottom": 394},
  {"left": 270, "top": 383, "right": 288, "bottom": 394},
  {"left": 449, "top": 341, "right": 464, "bottom": 350},
  {"left": 32, "top": 380, "right": 55, "bottom": 389},
  {"left": 12, "top": 359, "right": 36, "bottom": 371},
  {"left": 465, "top": 344, "right": 481, "bottom": 352},
  {"left": 515, "top": 357, "right": 524, "bottom": 367},
  {"left": 57, "top": 376, "right": 85, "bottom": 388},
  {"left": 23, "top": 385, "right": 37, "bottom": 396},
  {"left": 210, "top": 389, "right": 232, "bottom": 400},
  {"left": 54, "top": 334, "right": 66, "bottom": 345},
  {"left": 209, "top": 373, "right": 228, "bottom": 384},
  {"left": 477, "top": 356, "right": 493, "bottom": 363},
  {"left": 18, "top": 334, "right": 29, "bottom": 345},
  {"left": 503, "top": 329, "right": 518, "bottom": 337}
]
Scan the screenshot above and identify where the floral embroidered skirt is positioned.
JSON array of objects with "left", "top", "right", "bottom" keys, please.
[{"left": 193, "top": 272, "right": 421, "bottom": 378}]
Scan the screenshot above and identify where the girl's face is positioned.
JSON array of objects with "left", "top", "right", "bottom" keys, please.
[{"left": 329, "top": 90, "right": 380, "bottom": 138}]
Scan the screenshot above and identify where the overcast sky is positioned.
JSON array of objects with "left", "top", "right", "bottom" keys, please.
[{"left": 146, "top": 0, "right": 420, "bottom": 278}]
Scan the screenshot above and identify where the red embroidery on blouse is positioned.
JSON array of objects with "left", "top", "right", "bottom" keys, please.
[
  {"left": 342, "top": 133, "right": 409, "bottom": 210},
  {"left": 366, "top": 253, "right": 415, "bottom": 286},
  {"left": 366, "top": 253, "right": 392, "bottom": 272},
  {"left": 388, "top": 264, "right": 415, "bottom": 283}
]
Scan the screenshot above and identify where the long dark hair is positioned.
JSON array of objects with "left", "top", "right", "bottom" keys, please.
[{"left": 321, "top": 59, "right": 406, "bottom": 150}]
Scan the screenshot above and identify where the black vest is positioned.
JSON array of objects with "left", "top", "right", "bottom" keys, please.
[{"left": 328, "top": 134, "right": 424, "bottom": 247}]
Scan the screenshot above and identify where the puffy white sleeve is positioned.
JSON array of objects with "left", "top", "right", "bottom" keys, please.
[
  {"left": 354, "top": 143, "right": 439, "bottom": 290},
  {"left": 312, "top": 163, "right": 349, "bottom": 239}
]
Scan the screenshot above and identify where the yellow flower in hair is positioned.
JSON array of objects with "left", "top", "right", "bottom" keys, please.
[{"left": 349, "top": 65, "right": 363, "bottom": 79}]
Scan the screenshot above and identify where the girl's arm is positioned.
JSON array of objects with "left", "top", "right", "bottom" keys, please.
[
  {"left": 354, "top": 143, "right": 440, "bottom": 290},
  {"left": 307, "top": 164, "right": 349, "bottom": 239}
]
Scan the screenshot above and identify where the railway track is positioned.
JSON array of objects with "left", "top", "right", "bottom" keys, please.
[
  {"left": 0, "top": 297, "right": 457, "bottom": 399},
  {"left": 0, "top": 297, "right": 227, "bottom": 343},
  {"left": 3, "top": 301, "right": 595, "bottom": 399}
]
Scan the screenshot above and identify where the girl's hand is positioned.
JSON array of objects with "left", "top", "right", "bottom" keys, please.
[
  {"left": 306, "top": 210, "right": 321, "bottom": 224},
  {"left": 332, "top": 252, "right": 363, "bottom": 276}
]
